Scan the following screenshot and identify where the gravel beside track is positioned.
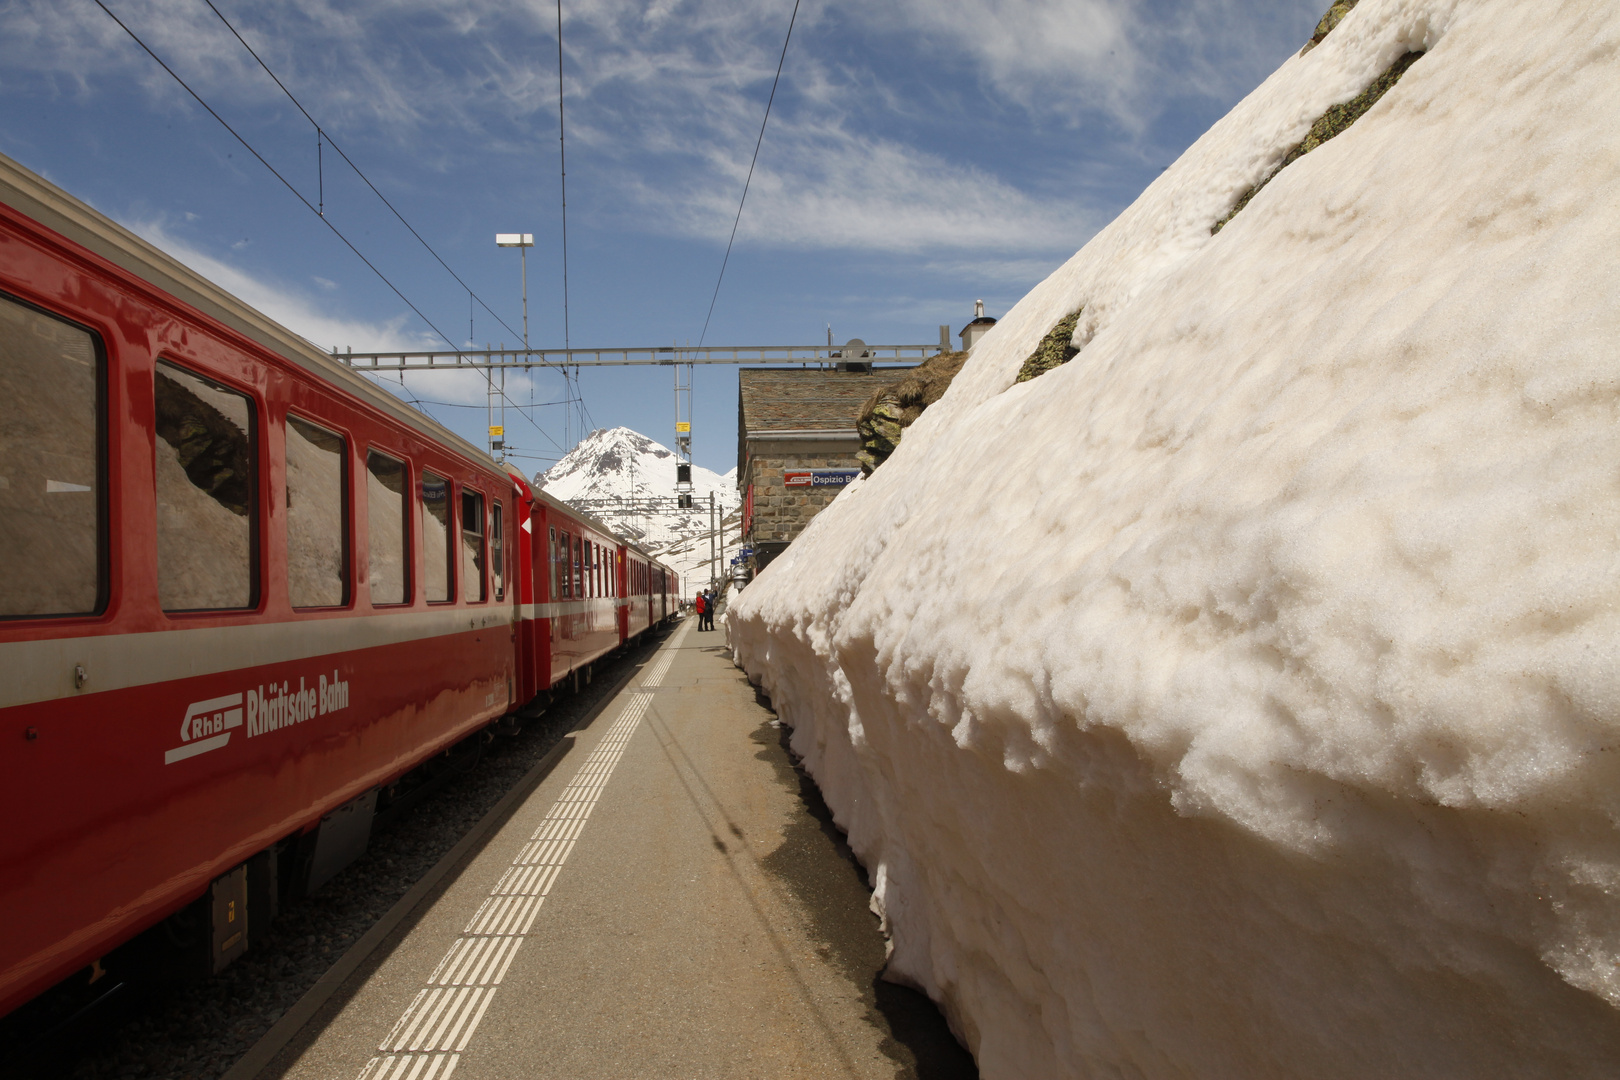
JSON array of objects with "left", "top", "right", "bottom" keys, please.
[{"left": 2, "top": 634, "right": 664, "bottom": 1080}]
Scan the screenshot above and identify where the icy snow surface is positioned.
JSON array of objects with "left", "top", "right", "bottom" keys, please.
[{"left": 728, "top": 1, "right": 1620, "bottom": 1075}]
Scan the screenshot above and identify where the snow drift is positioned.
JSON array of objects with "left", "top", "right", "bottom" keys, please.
[{"left": 728, "top": 1, "right": 1620, "bottom": 1075}]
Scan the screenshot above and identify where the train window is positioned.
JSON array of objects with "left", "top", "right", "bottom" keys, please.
[
  {"left": 491, "top": 502, "right": 504, "bottom": 601},
  {"left": 366, "top": 451, "right": 408, "bottom": 604},
  {"left": 461, "top": 489, "right": 486, "bottom": 602},
  {"left": 421, "top": 472, "right": 452, "bottom": 602},
  {"left": 552, "top": 528, "right": 564, "bottom": 599},
  {"left": 573, "top": 534, "right": 583, "bottom": 597},
  {"left": 155, "top": 361, "right": 257, "bottom": 611},
  {"left": 286, "top": 416, "right": 348, "bottom": 608},
  {"left": 0, "top": 294, "right": 106, "bottom": 618}
]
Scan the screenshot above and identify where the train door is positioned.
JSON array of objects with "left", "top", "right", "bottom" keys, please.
[
  {"left": 615, "top": 544, "right": 629, "bottom": 644},
  {"left": 512, "top": 488, "right": 541, "bottom": 706}
]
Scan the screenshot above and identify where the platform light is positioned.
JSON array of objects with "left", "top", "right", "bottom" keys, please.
[{"left": 493, "top": 234, "right": 535, "bottom": 463}]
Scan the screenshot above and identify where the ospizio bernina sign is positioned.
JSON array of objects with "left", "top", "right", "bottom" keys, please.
[{"left": 784, "top": 469, "right": 860, "bottom": 488}]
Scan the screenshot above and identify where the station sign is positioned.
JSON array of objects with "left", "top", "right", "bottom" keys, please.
[{"left": 783, "top": 469, "right": 860, "bottom": 488}]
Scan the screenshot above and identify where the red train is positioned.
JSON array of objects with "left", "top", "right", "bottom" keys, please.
[{"left": 0, "top": 153, "right": 678, "bottom": 1019}]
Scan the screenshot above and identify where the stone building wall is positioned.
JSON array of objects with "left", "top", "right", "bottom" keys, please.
[
  {"left": 737, "top": 365, "right": 917, "bottom": 577},
  {"left": 746, "top": 452, "right": 861, "bottom": 543}
]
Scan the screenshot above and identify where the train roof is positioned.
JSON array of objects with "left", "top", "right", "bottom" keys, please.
[{"left": 0, "top": 150, "right": 500, "bottom": 476}]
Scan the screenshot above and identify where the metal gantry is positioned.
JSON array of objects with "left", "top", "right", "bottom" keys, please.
[
  {"left": 337, "top": 340, "right": 941, "bottom": 501},
  {"left": 328, "top": 343, "right": 942, "bottom": 371}
]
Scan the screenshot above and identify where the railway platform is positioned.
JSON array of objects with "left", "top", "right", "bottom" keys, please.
[{"left": 246, "top": 616, "right": 970, "bottom": 1080}]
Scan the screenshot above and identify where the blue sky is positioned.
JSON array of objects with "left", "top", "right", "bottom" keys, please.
[{"left": 0, "top": 0, "right": 1321, "bottom": 476}]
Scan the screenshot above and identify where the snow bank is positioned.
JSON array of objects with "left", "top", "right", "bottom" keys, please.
[{"left": 728, "top": 1, "right": 1620, "bottom": 1075}]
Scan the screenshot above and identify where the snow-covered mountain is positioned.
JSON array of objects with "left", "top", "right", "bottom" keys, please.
[{"left": 536, "top": 427, "right": 742, "bottom": 589}]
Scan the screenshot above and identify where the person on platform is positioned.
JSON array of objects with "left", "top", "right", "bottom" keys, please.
[{"left": 694, "top": 591, "right": 707, "bottom": 630}]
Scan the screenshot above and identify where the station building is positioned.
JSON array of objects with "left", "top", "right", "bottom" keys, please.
[
  {"left": 735, "top": 309, "right": 997, "bottom": 581},
  {"left": 736, "top": 365, "right": 896, "bottom": 576}
]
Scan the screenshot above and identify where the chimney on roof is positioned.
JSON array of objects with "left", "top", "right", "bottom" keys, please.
[{"left": 959, "top": 299, "right": 997, "bottom": 352}]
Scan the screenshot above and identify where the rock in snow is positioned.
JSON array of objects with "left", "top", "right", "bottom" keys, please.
[{"left": 728, "top": 1, "right": 1620, "bottom": 1075}]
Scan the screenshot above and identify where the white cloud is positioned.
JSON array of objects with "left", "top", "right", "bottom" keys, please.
[
  {"left": 133, "top": 217, "right": 435, "bottom": 352},
  {"left": 622, "top": 121, "right": 1098, "bottom": 254},
  {"left": 1, "top": 0, "right": 1322, "bottom": 260}
]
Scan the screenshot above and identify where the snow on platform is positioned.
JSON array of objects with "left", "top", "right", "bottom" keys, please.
[{"left": 728, "top": 1, "right": 1620, "bottom": 1075}]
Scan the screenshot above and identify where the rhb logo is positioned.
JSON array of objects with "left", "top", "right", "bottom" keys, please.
[{"left": 164, "top": 671, "right": 351, "bottom": 765}]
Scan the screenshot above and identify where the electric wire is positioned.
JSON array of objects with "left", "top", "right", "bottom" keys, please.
[
  {"left": 197, "top": 0, "right": 535, "bottom": 359},
  {"left": 555, "top": 0, "right": 570, "bottom": 354},
  {"left": 696, "top": 0, "right": 801, "bottom": 348},
  {"left": 554, "top": 0, "right": 582, "bottom": 447},
  {"left": 89, "top": 0, "right": 464, "bottom": 358},
  {"left": 92, "top": 0, "right": 571, "bottom": 457},
  {"left": 403, "top": 396, "right": 575, "bottom": 411},
  {"left": 203, "top": 0, "right": 567, "bottom": 454}
]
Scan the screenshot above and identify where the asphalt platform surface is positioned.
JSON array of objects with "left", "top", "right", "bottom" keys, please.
[{"left": 259, "top": 617, "right": 977, "bottom": 1080}]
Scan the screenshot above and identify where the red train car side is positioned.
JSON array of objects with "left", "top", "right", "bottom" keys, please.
[{"left": 0, "top": 154, "right": 677, "bottom": 1020}]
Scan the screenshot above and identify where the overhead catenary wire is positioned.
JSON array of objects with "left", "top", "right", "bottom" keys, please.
[
  {"left": 696, "top": 0, "right": 801, "bottom": 349},
  {"left": 197, "top": 0, "right": 535, "bottom": 358},
  {"left": 553, "top": 0, "right": 586, "bottom": 448},
  {"left": 556, "top": 0, "right": 571, "bottom": 354},
  {"left": 90, "top": 0, "right": 465, "bottom": 357},
  {"left": 406, "top": 396, "right": 576, "bottom": 411},
  {"left": 201, "top": 0, "right": 569, "bottom": 454},
  {"left": 90, "top": 0, "right": 570, "bottom": 459}
]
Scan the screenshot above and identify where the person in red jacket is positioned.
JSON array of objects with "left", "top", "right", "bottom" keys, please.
[{"left": 694, "top": 591, "right": 707, "bottom": 630}]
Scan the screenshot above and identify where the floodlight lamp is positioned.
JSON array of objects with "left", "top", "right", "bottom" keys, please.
[{"left": 495, "top": 233, "right": 535, "bottom": 247}]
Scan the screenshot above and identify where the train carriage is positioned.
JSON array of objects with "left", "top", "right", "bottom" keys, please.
[{"left": 0, "top": 153, "right": 677, "bottom": 1020}]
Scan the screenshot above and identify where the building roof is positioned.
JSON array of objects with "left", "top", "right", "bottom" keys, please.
[
  {"left": 737, "top": 367, "right": 911, "bottom": 432},
  {"left": 737, "top": 366, "right": 916, "bottom": 477}
]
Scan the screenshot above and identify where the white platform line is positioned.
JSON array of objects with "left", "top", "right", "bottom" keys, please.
[
  {"left": 358, "top": 1053, "right": 459, "bottom": 1080},
  {"left": 358, "top": 628, "right": 682, "bottom": 1077}
]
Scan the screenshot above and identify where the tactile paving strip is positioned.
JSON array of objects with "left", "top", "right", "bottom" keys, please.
[{"left": 356, "top": 623, "right": 686, "bottom": 1080}]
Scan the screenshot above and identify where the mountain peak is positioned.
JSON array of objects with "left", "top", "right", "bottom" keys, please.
[{"left": 534, "top": 429, "right": 741, "bottom": 575}]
